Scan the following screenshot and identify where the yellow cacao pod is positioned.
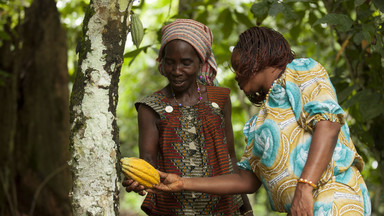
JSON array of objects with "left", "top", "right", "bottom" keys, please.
[
  {"left": 121, "top": 157, "right": 160, "bottom": 188},
  {"left": 130, "top": 13, "right": 144, "bottom": 48}
]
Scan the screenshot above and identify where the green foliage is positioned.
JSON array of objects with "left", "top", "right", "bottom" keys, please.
[
  {"left": 0, "top": 0, "right": 33, "bottom": 86},
  {"left": 55, "top": 0, "right": 383, "bottom": 214},
  {"left": 0, "top": 0, "right": 32, "bottom": 43},
  {"left": 57, "top": 0, "right": 90, "bottom": 82},
  {"left": 313, "top": 13, "right": 354, "bottom": 31}
]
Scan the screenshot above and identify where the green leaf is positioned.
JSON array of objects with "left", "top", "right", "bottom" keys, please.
[
  {"left": 123, "top": 45, "right": 151, "bottom": 65},
  {"left": 372, "top": 0, "right": 384, "bottom": 13},
  {"left": 338, "top": 84, "right": 359, "bottom": 103},
  {"left": 196, "top": 10, "right": 208, "bottom": 25},
  {"left": 372, "top": 34, "right": 384, "bottom": 56},
  {"left": 251, "top": 1, "right": 269, "bottom": 19},
  {"left": 343, "top": 89, "right": 383, "bottom": 121},
  {"left": 314, "top": 13, "right": 354, "bottom": 32},
  {"left": 359, "top": 91, "right": 383, "bottom": 121},
  {"left": 353, "top": 31, "right": 364, "bottom": 44},
  {"left": 234, "top": 10, "right": 254, "bottom": 28},
  {"left": 289, "top": 24, "right": 302, "bottom": 41},
  {"left": 354, "top": 0, "right": 366, "bottom": 7},
  {"left": 342, "top": 89, "right": 366, "bottom": 109},
  {"left": 362, "top": 23, "right": 376, "bottom": 43},
  {"left": 281, "top": 4, "right": 298, "bottom": 20},
  {"left": 0, "top": 30, "right": 11, "bottom": 40},
  {"left": 308, "top": 11, "right": 318, "bottom": 25},
  {"left": 124, "top": 48, "right": 141, "bottom": 58},
  {"left": 269, "top": 2, "right": 284, "bottom": 16},
  {"left": 362, "top": 102, "right": 384, "bottom": 121},
  {"left": 219, "top": 8, "right": 234, "bottom": 38}
]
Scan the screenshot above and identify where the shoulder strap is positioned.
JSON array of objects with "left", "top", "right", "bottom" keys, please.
[{"left": 135, "top": 91, "right": 168, "bottom": 116}]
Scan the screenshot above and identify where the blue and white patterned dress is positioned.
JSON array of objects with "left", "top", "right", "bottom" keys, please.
[{"left": 237, "top": 58, "right": 371, "bottom": 215}]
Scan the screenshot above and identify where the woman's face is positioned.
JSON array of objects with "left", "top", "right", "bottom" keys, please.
[
  {"left": 231, "top": 50, "right": 269, "bottom": 96},
  {"left": 162, "top": 40, "right": 202, "bottom": 93}
]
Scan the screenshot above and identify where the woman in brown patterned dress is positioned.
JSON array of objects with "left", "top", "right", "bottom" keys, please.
[{"left": 122, "top": 19, "right": 253, "bottom": 216}]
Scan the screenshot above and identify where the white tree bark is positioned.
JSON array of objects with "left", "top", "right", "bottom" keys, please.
[{"left": 69, "top": 0, "right": 133, "bottom": 215}]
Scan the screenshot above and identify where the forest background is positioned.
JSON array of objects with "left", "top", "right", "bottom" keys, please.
[{"left": 0, "top": 0, "right": 383, "bottom": 215}]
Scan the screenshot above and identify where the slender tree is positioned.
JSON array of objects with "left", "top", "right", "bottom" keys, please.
[{"left": 69, "top": 0, "right": 133, "bottom": 214}]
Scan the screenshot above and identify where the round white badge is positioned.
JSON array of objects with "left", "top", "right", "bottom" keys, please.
[
  {"left": 212, "top": 102, "right": 219, "bottom": 108},
  {"left": 165, "top": 106, "right": 173, "bottom": 113}
]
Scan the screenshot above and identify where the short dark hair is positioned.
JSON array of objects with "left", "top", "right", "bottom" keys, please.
[{"left": 233, "top": 26, "right": 295, "bottom": 81}]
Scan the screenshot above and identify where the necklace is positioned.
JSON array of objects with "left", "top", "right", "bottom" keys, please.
[
  {"left": 171, "top": 80, "right": 202, "bottom": 107},
  {"left": 264, "top": 79, "right": 278, "bottom": 103},
  {"left": 262, "top": 69, "right": 286, "bottom": 107}
]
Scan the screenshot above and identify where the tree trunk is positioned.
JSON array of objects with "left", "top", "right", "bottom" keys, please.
[
  {"left": 0, "top": 0, "right": 71, "bottom": 215},
  {"left": 69, "top": 0, "right": 132, "bottom": 214}
]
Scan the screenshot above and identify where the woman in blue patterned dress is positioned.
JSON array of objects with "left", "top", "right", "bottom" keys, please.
[{"left": 151, "top": 26, "right": 372, "bottom": 216}]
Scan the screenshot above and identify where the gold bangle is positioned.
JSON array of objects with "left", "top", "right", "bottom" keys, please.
[
  {"left": 243, "top": 210, "right": 253, "bottom": 215},
  {"left": 297, "top": 178, "right": 317, "bottom": 189}
]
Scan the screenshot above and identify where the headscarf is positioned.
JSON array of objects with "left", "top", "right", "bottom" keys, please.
[{"left": 157, "top": 19, "right": 218, "bottom": 86}]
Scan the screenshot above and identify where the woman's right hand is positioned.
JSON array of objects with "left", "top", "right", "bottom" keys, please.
[
  {"left": 151, "top": 170, "right": 184, "bottom": 193},
  {"left": 122, "top": 177, "right": 147, "bottom": 196}
]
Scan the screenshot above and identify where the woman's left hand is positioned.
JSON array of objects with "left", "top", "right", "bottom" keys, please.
[
  {"left": 289, "top": 120, "right": 341, "bottom": 215},
  {"left": 289, "top": 183, "right": 314, "bottom": 216}
]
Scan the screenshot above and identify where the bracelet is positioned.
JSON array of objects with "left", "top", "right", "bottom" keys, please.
[
  {"left": 297, "top": 178, "right": 317, "bottom": 189},
  {"left": 243, "top": 210, "right": 253, "bottom": 215}
]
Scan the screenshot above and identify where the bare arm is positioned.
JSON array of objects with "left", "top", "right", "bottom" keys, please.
[
  {"left": 122, "top": 104, "right": 159, "bottom": 195},
  {"left": 137, "top": 104, "right": 160, "bottom": 166},
  {"left": 223, "top": 96, "right": 253, "bottom": 214},
  {"left": 290, "top": 120, "right": 340, "bottom": 215},
  {"left": 300, "top": 120, "right": 340, "bottom": 185},
  {"left": 154, "top": 169, "right": 261, "bottom": 195},
  {"left": 184, "top": 169, "right": 261, "bottom": 194}
]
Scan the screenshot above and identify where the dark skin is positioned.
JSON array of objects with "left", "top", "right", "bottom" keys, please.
[
  {"left": 122, "top": 40, "right": 252, "bottom": 214},
  {"left": 149, "top": 50, "right": 341, "bottom": 216},
  {"left": 152, "top": 120, "right": 340, "bottom": 216}
]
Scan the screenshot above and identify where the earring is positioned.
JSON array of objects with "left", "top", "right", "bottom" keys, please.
[{"left": 246, "top": 91, "right": 264, "bottom": 106}]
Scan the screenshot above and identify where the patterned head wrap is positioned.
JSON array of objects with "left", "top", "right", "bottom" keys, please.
[{"left": 157, "top": 19, "right": 218, "bottom": 86}]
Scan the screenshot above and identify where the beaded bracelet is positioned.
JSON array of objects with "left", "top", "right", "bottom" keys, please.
[{"left": 297, "top": 178, "right": 317, "bottom": 189}]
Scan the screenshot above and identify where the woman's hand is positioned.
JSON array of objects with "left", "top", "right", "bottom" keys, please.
[
  {"left": 289, "top": 183, "right": 314, "bottom": 216},
  {"left": 152, "top": 170, "right": 184, "bottom": 193},
  {"left": 122, "top": 177, "right": 147, "bottom": 196},
  {"left": 288, "top": 120, "right": 341, "bottom": 216},
  {"left": 122, "top": 170, "right": 184, "bottom": 195}
]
